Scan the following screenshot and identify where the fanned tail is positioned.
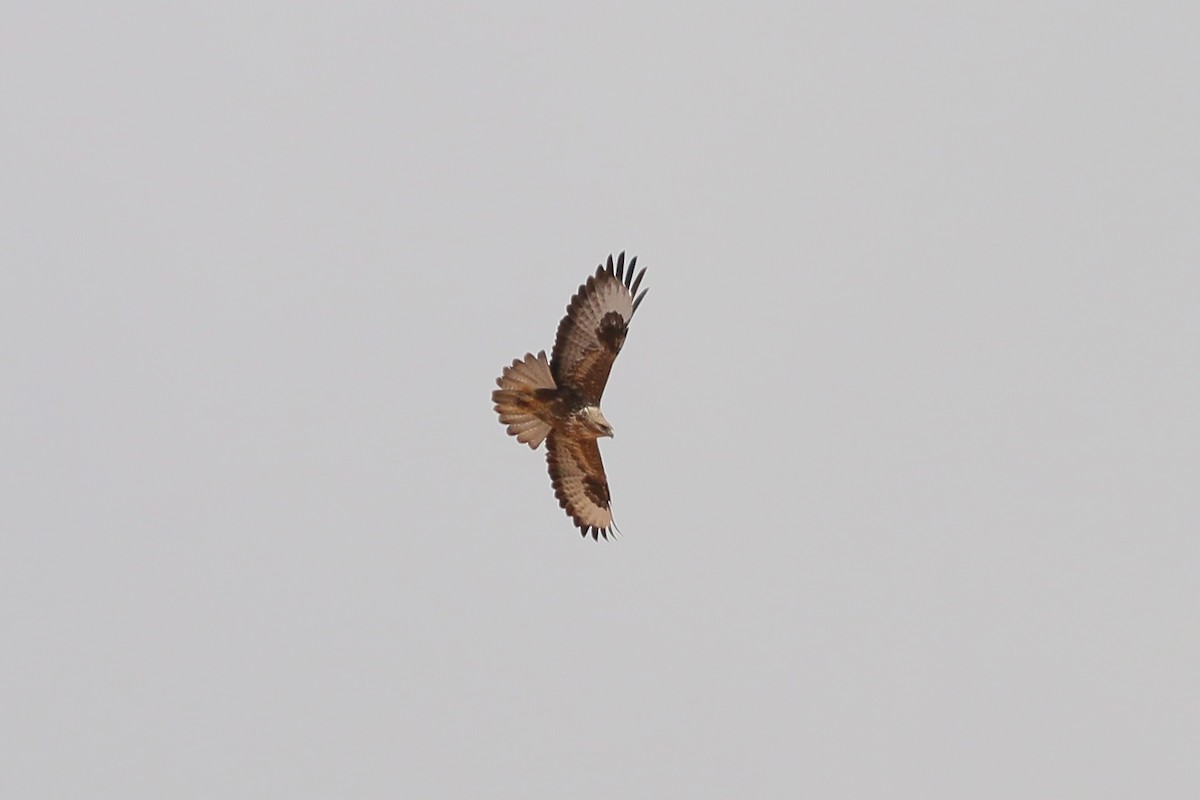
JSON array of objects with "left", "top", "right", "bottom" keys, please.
[{"left": 492, "top": 351, "right": 556, "bottom": 449}]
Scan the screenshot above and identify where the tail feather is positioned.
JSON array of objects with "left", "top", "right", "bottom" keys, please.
[{"left": 492, "top": 351, "right": 556, "bottom": 449}]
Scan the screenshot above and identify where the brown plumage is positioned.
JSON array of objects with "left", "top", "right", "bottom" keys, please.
[{"left": 492, "top": 252, "right": 648, "bottom": 540}]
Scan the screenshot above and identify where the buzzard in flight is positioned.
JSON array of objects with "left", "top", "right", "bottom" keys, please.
[{"left": 492, "top": 252, "right": 648, "bottom": 540}]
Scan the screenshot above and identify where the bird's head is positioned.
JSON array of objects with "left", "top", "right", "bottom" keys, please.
[{"left": 580, "top": 406, "right": 614, "bottom": 438}]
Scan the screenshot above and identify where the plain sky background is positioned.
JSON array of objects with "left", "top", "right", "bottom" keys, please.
[{"left": 3, "top": 2, "right": 1198, "bottom": 797}]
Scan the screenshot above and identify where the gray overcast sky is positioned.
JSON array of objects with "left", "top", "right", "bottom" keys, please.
[{"left": 3, "top": 2, "right": 1198, "bottom": 797}]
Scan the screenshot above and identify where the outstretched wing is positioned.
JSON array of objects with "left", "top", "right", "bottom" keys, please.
[
  {"left": 546, "top": 432, "right": 614, "bottom": 540},
  {"left": 550, "top": 252, "right": 647, "bottom": 403}
]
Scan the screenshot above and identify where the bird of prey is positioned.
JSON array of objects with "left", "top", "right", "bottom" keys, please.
[{"left": 492, "top": 252, "right": 648, "bottom": 540}]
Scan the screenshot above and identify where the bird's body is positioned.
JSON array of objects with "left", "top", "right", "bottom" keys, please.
[{"left": 492, "top": 253, "right": 648, "bottom": 540}]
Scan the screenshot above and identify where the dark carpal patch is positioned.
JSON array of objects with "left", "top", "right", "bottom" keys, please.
[
  {"left": 583, "top": 475, "right": 611, "bottom": 507},
  {"left": 597, "top": 311, "right": 627, "bottom": 353}
]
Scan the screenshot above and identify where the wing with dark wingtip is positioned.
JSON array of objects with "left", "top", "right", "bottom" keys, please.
[
  {"left": 550, "top": 252, "right": 648, "bottom": 403},
  {"left": 545, "top": 432, "right": 614, "bottom": 540}
]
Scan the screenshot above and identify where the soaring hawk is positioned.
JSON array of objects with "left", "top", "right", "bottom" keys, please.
[{"left": 492, "top": 253, "right": 648, "bottom": 540}]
